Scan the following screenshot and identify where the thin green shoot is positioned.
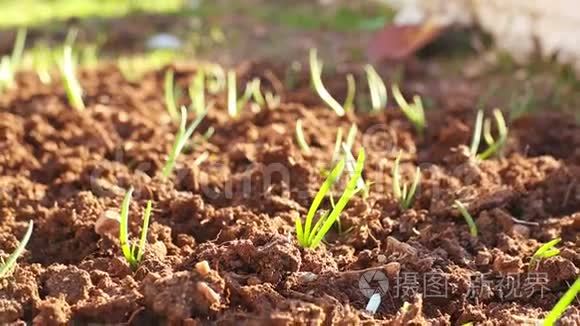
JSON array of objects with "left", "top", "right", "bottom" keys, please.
[
  {"left": 162, "top": 106, "right": 206, "bottom": 178},
  {"left": 119, "top": 187, "right": 152, "bottom": 270},
  {"left": 309, "top": 48, "right": 345, "bottom": 117},
  {"left": 10, "top": 28, "right": 27, "bottom": 69},
  {"left": 392, "top": 152, "right": 421, "bottom": 209},
  {"left": 205, "top": 63, "right": 226, "bottom": 94},
  {"left": 543, "top": 277, "right": 580, "bottom": 326},
  {"left": 0, "top": 28, "right": 26, "bottom": 92},
  {"left": 345, "top": 123, "right": 358, "bottom": 150},
  {"left": 295, "top": 119, "right": 311, "bottom": 155},
  {"left": 296, "top": 149, "right": 365, "bottom": 248},
  {"left": 0, "top": 221, "right": 33, "bottom": 278},
  {"left": 470, "top": 109, "right": 508, "bottom": 160},
  {"left": 265, "top": 91, "right": 281, "bottom": 109},
  {"left": 250, "top": 78, "right": 265, "bottom": 106},
  {"left": 189, "top": 68, "right": 206, "bottom": 115},
  {"left": 237, "top": 78, "right": 263, "bottom": 111},
  {"left": 365, "top": 64, "right": 387, "bottom": 112},
  {"left": 469, "top": 110, "right": 484, "bottom": 157},
  {"left": 343, "top": 73, "right": 356, "bottom": 112},
  {"left": 194, "top": 151, "right": 209, "bottom": 166},
  {"left": 530, "top": 238, "right": 561, "bottom": 269},
  {"left": 477, "top": 109, "right": 508, "bottom": 160},
  {"left": 64, "top": 27, "right": 79, "bottom": 49},
  {"left": 483, "top": 118, "right": 494, "bottom": 146},
  {"left": 343, "top": 143, "right": 368, "bottom": 198},
  {"left": 33, "top": 45, "right": 52, "bottom": 84},
  {"left": 0, "top": 56, "right": 14, "bottom": 92},
  {"left": 227, "top": 70, "right": 237, "bottom": 117},
  {"left": 392, "top": 84, "right": 426, "bottom": 134},
  {"left": 454, "top": 200, "right": 478, "bottom": 237},
  {"left": 164, "top": 70, "right": 179, "bottom": 121},
  {"left": 60, "top": 45, "right": 85, "bottom": 111},
  {"left": 203, "top": 126, "right": 215, "bottom": 140},
  {"left": 331, "top": 128, "right": 344, "bottom": 164}
]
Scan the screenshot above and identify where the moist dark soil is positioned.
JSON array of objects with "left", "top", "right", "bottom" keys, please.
[{"left": 0, "top": 61, "right": 579, "bottom": 325}]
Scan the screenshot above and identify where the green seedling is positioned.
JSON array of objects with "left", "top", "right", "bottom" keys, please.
[
  {"left": 530, "top": 238, "right": 561, "bottom": 269},
  {"left": 249, "top": 78, "right": 265, "bottom": 107},
  {"left": 0, "top": 28, "right": 27, "bottom": 92},
  {"left": 344, "top": 73, "right": 356, "bottom": 112},
  {"left": 454, "top": 200, "right": 478, "bottom": 237},
  {"left": 0, "top": 56, "right": 14, "bottom": 92},
  {"left": 189, "top": 68, "right": 206, "bottom": 115},
  {"left": 309, "top": 48, "right": 345, "bottom": 117},
  {"left": 295, "top": 119, "right": 311, "bottom": 154},
  {"left": 469, "top": 109, "right": 508, "bottom": 160},
  {"left": 33, "top": 45, "right": 53, "bottom": 84},
  {"left": 543, "top": 277, "right": 580, "bottom": 326},
  {"left": 194, "top": 151, "right": 209, "bottom": 166},
  {"left": 237, "top": 78, "right": 264, "bottom": 111},
  {"left": 345, "top": 123, "right": 358, "bottom": 150},
  {"left": 343, "top": 143, "right": 368, "bottom": 198},
  {"left": 331, "top": 128, "right": 344, "bottom": 164},
  {"left": 205, "top": 63, "right": 226, "bottom": 94},
  {"left": 162, "top": 106, "right": 206, "bottom": 178},
  {"left": 0, "top": 221, "right": 33, "bottom": 278},
  {"left": 119, "top": 187, "right": 152, "bottom": 270},
  {"left": 164, "top": 69, "right": 179, "bottom": 121},
  {"left": 392, "top": 84, "right": 426, "bottom": 134},
  {"left": 365, "top": 64, "right": 387, "bottom": 112},
  {"left": 265, "top": 91, "right": 281, "bottom": 109},
  {"left": 296, "top": 149, "right": 365, "bottom": 249},
  {"left": 60, "top": 45, "right": 85, "bottom": 111},
  {"left": 227, "top": 70, "right": 237, "bottom": 117},
  {"left": 11, "top": 28, "right": 27, "bottom": 70},
  {"left": 392, "top": 152, "right": 421, "bottom": 209}
]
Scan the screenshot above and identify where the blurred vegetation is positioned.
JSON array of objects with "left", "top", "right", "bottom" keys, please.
[{"left": 0, "top": 0, "right": 184, "bottom": 27}]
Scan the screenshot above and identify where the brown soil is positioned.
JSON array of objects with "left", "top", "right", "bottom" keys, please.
[{"left": 0, "top": 61, "right": 579, "bottom": 325}]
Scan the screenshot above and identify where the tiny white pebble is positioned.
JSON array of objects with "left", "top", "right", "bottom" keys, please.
[{"left": 366, "top": 293, "right": 381, "bottom": 314}]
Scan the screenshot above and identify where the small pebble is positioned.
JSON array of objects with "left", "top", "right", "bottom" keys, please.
[{"left": 195, "top": 261, "right": 211, "bottom": 276}]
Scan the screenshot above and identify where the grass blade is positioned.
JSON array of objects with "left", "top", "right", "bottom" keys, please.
[
  {"left": 454, "top": 200, "right": 478, "bottom": 237},
  {"left": 309, "top": 48, "right": 345, "bottom": 116},
  {"left": 365, "top": 64, "right": 387, "bottom": 112},
  {"left": 162, "top": 106, "right": 206, "bottom": 178},
  {"left": 344, "top": 73, "right": 356, "bottom": 112},
  {"left": 477, "top": 109, "right": 508, "bottom": 160},
  {"left": 11, "top": 28, "right": 27, "bottom": 69},
  {"left": 392, "top": 84, "right": 425, "bottom": 133},
  {"left": 119, "top": 187, "right": 134, "bottom": 262},
  {"left": 543, "top": 277, "right": 580, "bottom": 326},
  {"left": 135, "top": 200, "right": 152, "bottom": 262},
  {"left": 164, "top": 70, "right": 179, "bottom": 121},
  {"left": 189, "top": 68, "right": 206, "bottom": 115},
  {"left": 61, "top": 45, "right": 85, "bottom": 111},
  {"left": 302, "top": 159, "right": 346, "bottom": 244},
  {"left": 0, "top": 220, "right": 33, "bottom": 278},
  {"left": 295, "top": 119, "right": 311, "bottom": 154},
  {"left": 227, "top": 70, "right": 237, "bottom": 117},
  {"left": 469, "top": 110, "right": 484, "bottom": 157},
  {"left": 310, "top": 149, "right": 365, "bottom": 248}
]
